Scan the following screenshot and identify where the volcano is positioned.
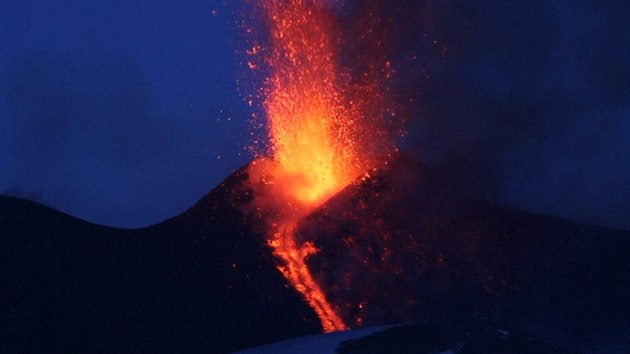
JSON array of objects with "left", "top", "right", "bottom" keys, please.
[{"left": 2, "top": 158, "right": 629, "bottom": 353}]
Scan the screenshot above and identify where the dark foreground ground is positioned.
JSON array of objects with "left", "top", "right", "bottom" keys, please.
[{"left": 337, "top": 320, "right": 577, "bottom": 354}]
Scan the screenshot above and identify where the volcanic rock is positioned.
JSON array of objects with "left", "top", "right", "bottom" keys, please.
[{"left": 0, "top": 167, "right": 319, "bottom": 353}]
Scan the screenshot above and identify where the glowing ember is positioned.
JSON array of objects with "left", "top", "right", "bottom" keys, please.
[
  {"left": 246, "top": 0, "right": 397, "bottom": 332},
  {"left": 263, "top": 1, "right": 364, "bottom": 206}
]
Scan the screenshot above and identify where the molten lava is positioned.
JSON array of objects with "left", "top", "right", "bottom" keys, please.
[
  {"left": 269, "top": 219, "right": 347, "bottom": 332},
  {"left": 263, "top": 2, "right": 364, "bottom": 206},
  {"left": 247, "top": 0, "right": 397, "bottom": 332}
]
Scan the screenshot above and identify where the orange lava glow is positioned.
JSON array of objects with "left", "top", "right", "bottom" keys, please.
[
  {"left": 263, "top": 1, "right": 365, "bottom": 207},
  {"left": 269, "top": 220, "right": 347, "bottom": 332},
  {"left": 248, "top": 0, "right": 397, "bottom": 333}
]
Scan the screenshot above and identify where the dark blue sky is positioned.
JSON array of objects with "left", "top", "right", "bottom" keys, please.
[
  {"left": 1, "top": 1, "right": 252, "bottom": 227},
  {"left": 1, "top": 0, "right": 628, "bottom": 229}
]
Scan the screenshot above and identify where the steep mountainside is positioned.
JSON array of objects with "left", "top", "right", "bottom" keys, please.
[{"left": 2, "top": 158, "right": 629, "bottom": 353}]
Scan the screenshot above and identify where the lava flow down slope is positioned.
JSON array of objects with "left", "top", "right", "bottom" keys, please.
[{"left": 243, "top": 153, "right": 630, "bottom": 352}]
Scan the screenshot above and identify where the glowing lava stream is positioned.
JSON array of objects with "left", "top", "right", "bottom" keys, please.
[
  {"left": 249, "top": 0, "right": 395, "bottom": 332},
  {"left": 247, "top": 156, "right": 351, "bottom": 332},
  {"left": 269, "top": 219, "right": 347, "bottom": 332}
]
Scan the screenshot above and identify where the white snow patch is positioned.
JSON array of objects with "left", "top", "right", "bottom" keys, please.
[{"left": 233, "top": 325, "right": 393, "bottom": 354}]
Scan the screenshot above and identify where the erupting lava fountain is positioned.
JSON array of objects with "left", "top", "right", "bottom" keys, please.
[{"left": 244, "top": 0, "right": 401, "bottom": 332}]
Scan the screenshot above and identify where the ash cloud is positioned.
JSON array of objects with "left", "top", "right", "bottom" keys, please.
[{"left": 373, "top": 0, "right": 630, "bottom": 229}]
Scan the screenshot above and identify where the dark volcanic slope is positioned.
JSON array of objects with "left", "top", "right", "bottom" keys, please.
[
  {"left": 296, "top": 156, "right": 630, "bottom": 353},
  {"left": 0, "top": 168, "right": 320, "bottom": 354}
]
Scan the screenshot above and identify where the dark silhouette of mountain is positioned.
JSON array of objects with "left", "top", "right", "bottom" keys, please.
[
  {"left": 2, "top": 158, "right": 629, "bottom": 353},
  {"left": 295, "top": 156, "right": 630, "bottom": 352},
  {"left": 0, "top": 167, "right": 320, "bottom": 354}
]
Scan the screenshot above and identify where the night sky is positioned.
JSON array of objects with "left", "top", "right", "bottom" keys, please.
[{"left": 1, "top": 0, "right": 628, "bottom": 229}]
